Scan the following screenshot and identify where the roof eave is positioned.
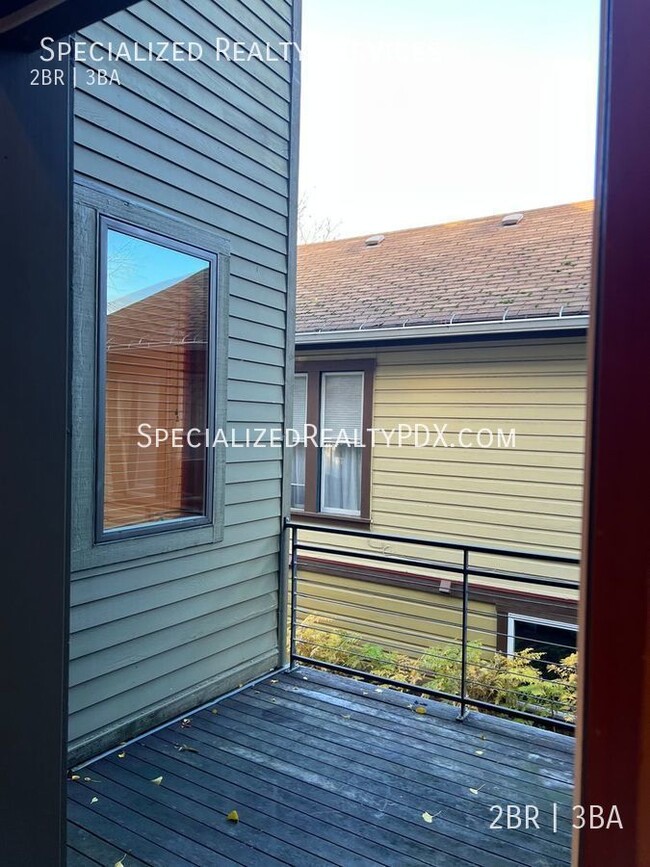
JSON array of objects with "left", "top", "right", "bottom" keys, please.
[{"left": 295, "top": 314, "right": 589, "bottom": 347}]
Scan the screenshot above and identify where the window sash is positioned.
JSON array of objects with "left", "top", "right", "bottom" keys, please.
[
  {"left": 293, "top": 362, "right": 373, "bottom": 520},
  {"left": 96, "top": 217, "right": 218, "bottom": 540},
  {"left": 320, "top": 372, "right": 364, "bottom": 444},
  {"left": 293, "top": 372, "right": 308, "bottom": 437}
]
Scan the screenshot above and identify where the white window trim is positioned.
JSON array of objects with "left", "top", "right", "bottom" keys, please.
[
  {"left": 506, "top": 613, "right": 578, "bottom": 657},
  {"left": 319, "top": 371, "right": 364, "bottom": 516}
]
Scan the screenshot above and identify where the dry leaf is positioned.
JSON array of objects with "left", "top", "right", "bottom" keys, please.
[
  {"left": 270, "top": 679, "right": 278, "bottom": 684},
  {"left": 117, "top": 752, "right": 126, "bottom": 759},
  {"left": 226, "top": 810, "right": 239, "bottom": 823},
  {"left": 302, "top": 676, "right": 308, "bottom": 680},
  {"left": 342, "top": 714, "right": 351, "bottom": 720},
  {"left": 176, "top": 744, "right": 199, "bottom": 753},
  {"left": 70, "top": 774, "right": 81, "bottom": 782},
  {"left": 469, "top": 785, "right": 486, "bottom": 795},
  {"left": 151, "top": 776, "right": 163, "bottom": 786},
  {"left": 422, "top": 812, "right": 433, "bottom": 823},
  {"left": 211, "top": 709, "right": 219, "bottom": 715},
  {"left": 90, "top": 797, "right": 98, "bottom": 804},
  {"left": 115, "top": 855, "right": 127, "bottom": 867},
  {"left": 414, "top": 706, "right": 427, "bottom": 715},
  {"left": 475, "top": 750, "right": 484, "bottom": 756},
  {"left": 181, "top": 718, "right": 192, "bottom": 729}
]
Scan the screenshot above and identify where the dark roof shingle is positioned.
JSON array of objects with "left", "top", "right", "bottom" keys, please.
[{"left": 296, "top": 201, "right": 593, "bottom": 335}]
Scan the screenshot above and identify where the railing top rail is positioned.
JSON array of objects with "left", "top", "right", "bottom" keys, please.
[
  {"left": 295, "top": 542, "right": 579, "bottom": 591},
  {"left": 285, "top": 520, "right": 581, "bottom": 566}
]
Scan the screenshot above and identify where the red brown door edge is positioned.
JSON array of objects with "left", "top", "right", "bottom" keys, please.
[{"left": 575, "top": 0, "right": 650, "bottom": 864}]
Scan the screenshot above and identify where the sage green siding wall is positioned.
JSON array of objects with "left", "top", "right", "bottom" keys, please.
[{"left": 69, "top": 0, "right": 296, "bottom": 761}]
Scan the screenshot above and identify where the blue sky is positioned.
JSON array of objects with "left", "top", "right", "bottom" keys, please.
[
  {"left": 106, "top": 230, "right": 207, "bottom": 307},
  {"left": 299, "top": 0, "right": 601, "bottom": 238}
]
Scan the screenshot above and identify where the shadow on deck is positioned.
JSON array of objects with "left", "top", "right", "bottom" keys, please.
[{"left": 67, "top": 667, "right": 574, "bottom": 867}]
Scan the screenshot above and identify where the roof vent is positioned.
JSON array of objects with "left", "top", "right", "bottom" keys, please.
[
  {"left": 501, "top": 213, "right": 524, "bottom": 227},
  {"left": 364, "top": 234, "right": 385, "bottom": 247}
]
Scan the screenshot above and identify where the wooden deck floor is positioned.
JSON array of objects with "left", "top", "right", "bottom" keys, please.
[{"left": 67, "top": 667, "right": 574, "bottom": 867}]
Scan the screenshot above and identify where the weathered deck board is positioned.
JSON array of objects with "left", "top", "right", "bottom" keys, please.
[{"left": 68, "top": 668, "right": 574, "bottom": 866}]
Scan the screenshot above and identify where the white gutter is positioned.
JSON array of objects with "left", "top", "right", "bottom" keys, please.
[{"left": 296, "top": 313, "right": 589, "bottom": 346}]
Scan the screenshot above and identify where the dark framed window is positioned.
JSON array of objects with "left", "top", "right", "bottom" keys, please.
[
  {"left": 293, "top": 359, "right": 374, "bottom": 522},
  {"left": 96, "top": 218, "right": 218, "bottom": 540},
  {"left": 72, "top": 185, "right": 230, "bottom": 570}
]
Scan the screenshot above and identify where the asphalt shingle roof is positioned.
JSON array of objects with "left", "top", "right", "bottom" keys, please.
[{"left": 296, "top": 201, "right": 593, "bottom": 335}]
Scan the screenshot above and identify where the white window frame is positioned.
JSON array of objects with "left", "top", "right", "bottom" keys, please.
[
  {"left": 506, "top": 613, "right": 578, "bottom": 657},
  {"left": 291, "top": 372, "right": 308, "bottom": 510},
  {"left": 319, "top": 370, "right": 364, "bottom": 517}
]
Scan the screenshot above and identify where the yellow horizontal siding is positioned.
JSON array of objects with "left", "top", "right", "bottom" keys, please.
[
  {"left": 297, "top": 569, "right": 496, "bottom": 657},
  {"left": 370, "top": 338, "right": 586, "bottom": 556}
]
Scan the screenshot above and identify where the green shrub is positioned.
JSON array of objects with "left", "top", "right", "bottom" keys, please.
[{"left": 295, "top": 615, "right": 578, "bottom": 723}]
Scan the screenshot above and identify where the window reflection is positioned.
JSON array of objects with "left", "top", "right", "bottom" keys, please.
[{"left": 102, "top": 227, "right": 211, "bottom": 532}]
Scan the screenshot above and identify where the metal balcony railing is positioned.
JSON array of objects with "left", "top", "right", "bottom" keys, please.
[{"left": 286, "top": 520, "right": 580, "bottom": 732}]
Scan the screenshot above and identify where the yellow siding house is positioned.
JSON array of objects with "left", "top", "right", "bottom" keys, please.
[{"left": 293, "top": 202, "right": 592, "bottom": 664}]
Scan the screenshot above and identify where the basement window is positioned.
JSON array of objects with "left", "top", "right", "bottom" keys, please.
[{"left": 507, "top": 614, "right": 578, "bottom": 671}]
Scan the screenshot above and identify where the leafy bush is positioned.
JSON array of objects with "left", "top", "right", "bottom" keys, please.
[{"left": 295, "top": 615, "right": 578, "bottom": 723}]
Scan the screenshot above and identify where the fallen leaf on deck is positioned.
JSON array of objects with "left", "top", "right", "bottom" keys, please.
[
  {"left": 475, "top": 750, "right": 484, "bottom": 756},
  {"left": 375, "top": 689, "right": 383, "bottom": 694},
  {"left": 90, "top": 797, "right": 98, "bottom": 804},
  {"left": 342, "top": 714, "right": 351, "bottom": 720},
  {"left": 70, "top": 775, "right": 80, "bottom": 782},
  {"left": 226, "top": 810, "right": 239, "bottom": 822},
  {"left": 176, "top": 744, "right": 199, "bottom": 753},
  {"left": 115, "top": 854, "right": 127, "bottom": 867},
  {"left": 181, "top": 718, "right": 192, "bottom": 728},
  {"left": 422, "top": 812, "right": 433, "bottom": 823},
  {"left": 151, "top": 776, "right": 163, "bottom": 786},
  {"left": 469, "top": 785, "right": 486, "bottom": 795},
  {"left": 117, "top": 752, "right": 126, "bottom": 759},
  {"left": 84, "top": 777, "right": 99, "bottom": 782},
  {"left": 211, "top": 709, "right": 219, "bottom": 715},
  {"left": 270, "top": 679, "right": 278, "bottom": 684},
  {"left": 302, "top": 676, "right": 308, "bottom": 680},
  {"left": 414, "top": 706, "right": 427, "bottom": 715}
]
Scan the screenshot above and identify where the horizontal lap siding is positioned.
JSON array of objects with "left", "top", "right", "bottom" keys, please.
[
  {"left": 294, "top": 338, "right": 584, "bottom": 650},
  {"left": 297, "top": 570, "right": 496, "bottom": 658},
  {"left": 372, "top": 338, "right": 587, "bottom": 555},
  {"left": 70, "top": 0, "right": 293, "bottom": 758}
]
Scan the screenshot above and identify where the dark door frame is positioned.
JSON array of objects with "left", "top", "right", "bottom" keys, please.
[
  {"left": 0, "top": 5, "right": 137, "bottom": 865},
  {"left": 574, "top": 0, "right": 650, "bottom": 863}
]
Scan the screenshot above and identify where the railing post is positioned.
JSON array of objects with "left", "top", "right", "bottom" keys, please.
[
  {"left": 289, "top": 524, "right": 299, "bottom": 669},
  {"left": 457, "top": 548, "right": 470, "bottom": 721}
]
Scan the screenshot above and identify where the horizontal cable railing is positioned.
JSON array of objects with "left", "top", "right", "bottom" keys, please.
[{"left": 286, "top": 520, "right": 580, "bottom": 732}]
